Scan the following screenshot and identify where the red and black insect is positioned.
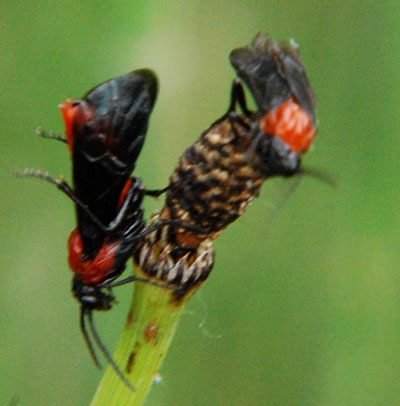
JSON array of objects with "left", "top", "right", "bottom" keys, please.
[
  {"left": 16, "top": 70, "right": 161, "bottom": 389},
  {"left": 229, "top": 32, "right": 317, "bottom": 177},
  {"left": 60, "top": 69, "right": 158, "bottom": 308}
]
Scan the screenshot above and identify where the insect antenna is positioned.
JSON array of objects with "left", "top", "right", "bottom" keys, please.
[
  {"left": 36, "top": 126, "right": 67, "bottom": 143},
  {"left": 86, "top": 310, "right": 136, "bottom": 392},
  {"left": 80, "top": 308, "right": 102, "bottom": 369},
  {"left": 300, "top": 166, "right": 337, "bottom": 188}
]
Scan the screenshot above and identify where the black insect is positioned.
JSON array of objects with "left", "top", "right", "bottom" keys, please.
[{"left": 16, "top": 69, "right": 164, "bottom": 390}]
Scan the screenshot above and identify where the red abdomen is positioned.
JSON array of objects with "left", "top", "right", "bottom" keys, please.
[
  {"left": 68, "top": 228, "right": 119, "bottom": 284},
  {"left": 260, "top": 98, "right": 316, "bottom": 154}
]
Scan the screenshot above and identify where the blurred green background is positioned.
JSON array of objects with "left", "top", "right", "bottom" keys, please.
[{"left": 1, "top": 1, "right": 400, "bottom": 405}]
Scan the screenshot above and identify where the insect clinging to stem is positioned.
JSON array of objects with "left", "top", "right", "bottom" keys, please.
[{"left": 15, "top": 69, "right": 165, "bottom": 390}]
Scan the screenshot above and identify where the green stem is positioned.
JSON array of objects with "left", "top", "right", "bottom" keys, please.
[{"left": 89, "top": 266, "right": 194, "bottom": 406}]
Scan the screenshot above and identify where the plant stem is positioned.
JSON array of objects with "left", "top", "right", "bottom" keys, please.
[{"left": 89, "top": 266, "right": 195, "bottom": 406}]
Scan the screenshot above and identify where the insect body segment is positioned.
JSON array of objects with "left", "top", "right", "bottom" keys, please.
[
  {"left": 68, "top": 228, "right": 119, "bottom": 285},
  {"left": 159, "top": 113, "right": 264, "bottom": 250},
  {"left": 260, "top": 97, "right": 316, "bottom": 154},
  {"left": 67, "top": 175, "right": 146, "bottom": 291}
]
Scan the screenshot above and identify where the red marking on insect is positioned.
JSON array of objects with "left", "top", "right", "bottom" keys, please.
[
  {"left": 68, "top": 228, "right": 119, "bottom": 284},
  {"left": 259, "top": 97, "right": 316, "bottom": 154},
  {"left": 118, "top": 178, "right": 133, "bottom": 208},
  {"left": 59, "top": 100, "right": 94, "bottom": 151}
]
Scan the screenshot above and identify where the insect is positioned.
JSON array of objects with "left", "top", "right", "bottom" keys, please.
[
  {"left": 16, "top": 69, "right": 162, "bottom": 389},
  {"left": 229, "top": 32, "right": 317, "bottom": 176},
  {"left": 135, "top": 33, "right": 318, "bottom": 286}
]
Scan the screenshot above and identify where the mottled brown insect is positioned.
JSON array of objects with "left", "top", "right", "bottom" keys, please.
[
  {"left": 134, "top": 33, "right": 317, "bottom": 294},
  {"left": 160, "top": 112, "right": 264, "bottom": 249}
]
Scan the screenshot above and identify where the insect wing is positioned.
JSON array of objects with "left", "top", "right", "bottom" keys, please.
[
  {"left": 230, "top": 33, "right": 316, "bottom": 121},
  {"left": 278, "top": 47, "right": 316, "bottom": 125},
  {"left": 81, "top": 69, "right": 158, "bottom": 174},
  {"left": 229, "top": 33, "right": 291, "bottom": 113}
]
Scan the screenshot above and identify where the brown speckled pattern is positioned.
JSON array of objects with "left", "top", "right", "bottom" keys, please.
[
  {"left": 160, "top": 114, "right": 264, "bottom": 249},
  {"left": 134, "top": 113, "right": 265, "bottom": 292},
  {"left": 135, "top": 222, "right": 215, "bottom": 293}
]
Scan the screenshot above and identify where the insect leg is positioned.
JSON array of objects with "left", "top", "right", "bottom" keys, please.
[
  {"left": 144, "top": 186, "right": 169, "bottom": 197},
  {"left": 103, "top": 275, "right": 177, "bottom": 291},
  {"left": 228, "top": 79, "right": 252, "bottom": 117},
  {"left": 131, "top": 219, "right": 212, "bottom": 241}
]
